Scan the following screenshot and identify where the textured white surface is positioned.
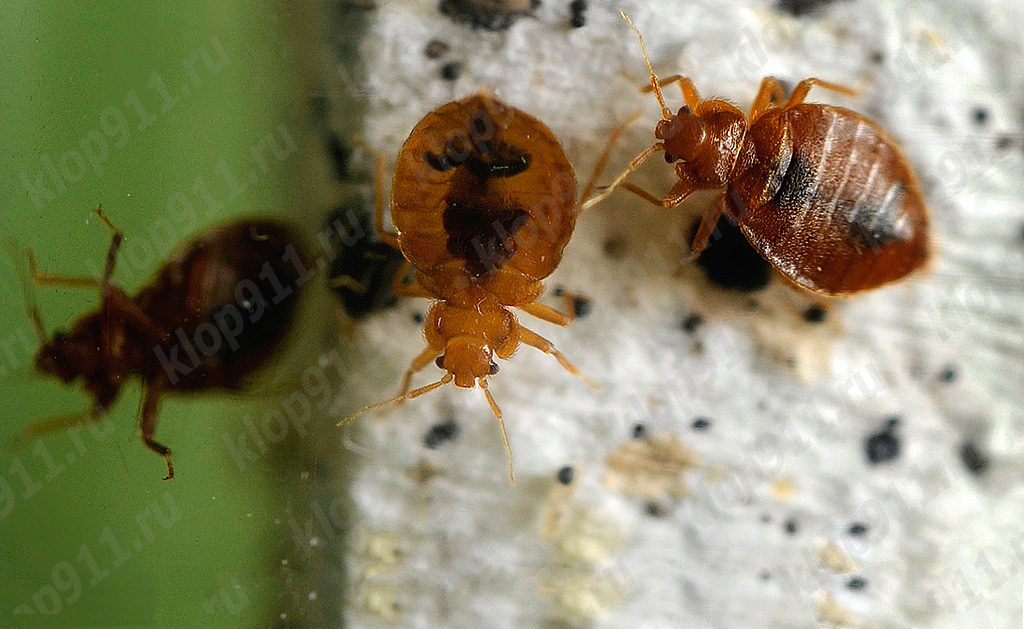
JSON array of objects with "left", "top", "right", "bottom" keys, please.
[{"left": 328, "top": 0, "right": 1024, "bottom": 626}]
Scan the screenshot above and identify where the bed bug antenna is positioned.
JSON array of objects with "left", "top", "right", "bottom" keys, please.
[
  {"left": 337, "top": 373, "right": 455, "bottom": 427},
  {"left": 479, "top": 378, "right": 515, "bottom": 484},
  {"left": 620, "top": 11, "right": 671, "bottom": 120}
]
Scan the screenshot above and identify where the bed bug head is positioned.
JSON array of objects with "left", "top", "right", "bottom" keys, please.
[
  {"left": 655, "top": 106, "right": 707, "bottom": 163},
  {"left": 36, "top": 330, "right": 83, "bottom": 383},
  {"left": 35, "top": 316, "right": 120, "bottom": 392},
  {"left": 435, "top": 339, "right": 499, "bottom": 389}
]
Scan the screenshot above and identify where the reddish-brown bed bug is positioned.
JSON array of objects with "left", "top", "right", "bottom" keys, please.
[
  {"left": 588, "top": 13, "right": 931, "bottom": 296},
  {"left": 341, "top": 92, "right": 626, "bottom": 481},
  {"left": 19, "top": 207, "right": 309, "bottom": 479}
]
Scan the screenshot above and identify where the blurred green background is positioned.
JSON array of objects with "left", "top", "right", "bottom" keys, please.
[{"left": 0, "top": 2, "right": 335, "bottom": 626}]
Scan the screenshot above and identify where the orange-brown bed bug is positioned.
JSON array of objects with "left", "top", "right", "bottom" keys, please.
[
  {"left": 18, "top": 207, "right": 309, "bottom": 479},
  {"left": 341, "top": 92, "right": 628, "bottom": 481},
  {"left": 588, "top": 13, "right": 931, "bottom": 296}
]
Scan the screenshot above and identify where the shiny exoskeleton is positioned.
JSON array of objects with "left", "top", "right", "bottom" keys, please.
[
  {"left": 24, "top": 209, "right": 308, "bottom": 479},
  {"left": 345, "top": 93, "right": 623, "bottom": 481},
  {"left": 593, "top": 14, "right": 931, "bottom": 296}
]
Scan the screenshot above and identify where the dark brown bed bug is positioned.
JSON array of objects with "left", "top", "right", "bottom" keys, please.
[
  {"left": 342, "top": 92, "right": 626, "bottom": 481},
  {"left": 589, "top": 13, "right": 931, "bottom": 296},
  {"left": 20, "top": 207, "right": 309, "bottom": 479}
]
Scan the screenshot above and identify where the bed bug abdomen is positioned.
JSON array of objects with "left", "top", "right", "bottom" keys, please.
[
  {"left": 735, "top": 104, "right": 930, "bottom": 295},
  {"left": 391, "top": 94, "right": 577, "bottom": 284}
]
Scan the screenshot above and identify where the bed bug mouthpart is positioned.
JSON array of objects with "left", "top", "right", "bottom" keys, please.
[
  {"left": 589, "top": 12, "right": 932, "bottom": 297},
  {"left": 18, "top": 207, "right": 309, "bottom": 480},
  {"left": 339, "top": 92, "right": 630, "bottom": 483}
]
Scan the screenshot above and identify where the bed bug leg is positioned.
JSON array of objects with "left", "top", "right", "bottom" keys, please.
[
  {"left": 616, "top": 169, "right": 699, "bottom": 212},
  {"left": 686, "top": 194, "right": 729, "bottom": 262},
  {"left": 581, "top": 143, "right": 665, "bottom": 212},
  {"left": 93, "top": 205, "right": 124, "bottom": 283},
  {"left": 27, "top": 206, "right": 122, "bottom": 290},
  {"left": 579, "top": 110, "right": 643, "bottom": 208},
  {"left": 479, "top": 379, "right": 515, "bottom": 485},
  {"left": 353, "top": 137, "right": 402, "bottom": 250},
  {"left": 520, "top": 301, "right": 573, "bottom": 327},
  {"left": 390, "top": 261, "right": 432, "bottom": 298},
  {"left": 139, "top": 380, "right": 174, "bottom": 480},
  {"left": 784, "top": 78, "right": 858, "bottom": 108},
  {"left": 645, "top": 74, "right": 702, "bottom": 111},
  {"left": 338, "top": 374, "right": 454, "bottom": 427},
  {"left": 5, "top": 239, "right": 49, "bottom": 347},
  {"left": 12, "top": 408, "right": 99, "bottom": 453},
  {"left": 750, "top": 77, "right": 789, "bottom": 118},
  {"left": 518, "top": 326, "right": 598, "bottom": 389},
  {"left": 27, "top": 249, "right": 101, "bottom": 289},
  {"left": 398, "top": 347, "right": 444, "bottom": 399}
]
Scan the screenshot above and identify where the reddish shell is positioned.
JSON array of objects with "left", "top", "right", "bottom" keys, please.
[{"left": 734, "top": 104, "right": 930, "bottom": 295}]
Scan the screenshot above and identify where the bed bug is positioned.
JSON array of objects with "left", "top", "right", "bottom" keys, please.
[
  {"left": 341, "top": 93, "right": 626, "bottom": 481},
  {"left": 19, "top": 207, "right": 309, "bottom": 479},
  {"left": 588, "top": 13, "right": 931, "bottom": 296}
]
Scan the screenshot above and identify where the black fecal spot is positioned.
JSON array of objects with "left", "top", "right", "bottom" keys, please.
[
  {"left": 631, "top": 423, "right": 646, "bottom": 439},
  {"left": 848, "top": 522, "right": 869, "bottom": 536},
  {"left": 412, "top": 312, "right": 424, "bottom": 324},
  {"left": 425, "top": 39, "right": 450, "bottom": 59},
  {"left": 784, "top": 518, "right": 798, "bottom": 535},
  {"left": 972, "top": 107, "right": 989, "bottom": 126},
  {"left": 603, "top": 236, "right": 627, "bottom": 259},
  {"left": 690, "top": 215, "right": 771, "bottom": 292},
  {"left": 325, "top": 133, "right": 351, "bottom": 181},
  {"left": 995, "top": 135, "right": 1013, "bottom": 150},
  {"left": 441, "top": 61, "right": 461, "bottom": 81},
  {"left": 556, "top": 465, "right": 574, "bottom": 485},
  {"left": 438, "top": 0, "right": 541, "bottom": 31},
  {"left": 803, "top": 305, "right": 827, "bottom": 323},
  {"left": 569, "top": 0, "right": 587, "bottom": 27},
  {"left": 761, "top": 514, "right": 772, "bottom": 524},
  {"left": 759, "top": 570, "right": 772, "bottom": 581},
  {"left": 424, "top": 419, "right": 460, "bottom": 449},
  {"left": 937, "top": 364, "right": 958, "bottom": 383},
  {"left": 442, "top": 198, "right": 529, "bottom": 276},
  {"left": 869, "top": 51, "right": 885, "bottom": 64},
  {"left": 865, "top": 421, "right": 900, "bottom": 464},
  {"left": 680, "top": 313, "right": 704, "bottom": 334},
  {"left": 847, "top": 576, "right": 867, "bottom": 590},
  {"left": 325, "top": 199, "right": 406, "bottom": 318},
  {"left": 959, "top": 440, "right": 989, "bottom": 475},
  {"left": 691, "top": 417, "right": 711, "bottom": 430},
  {"left": 645, "top": 501, "right": 667, "bottom": 517},
  {"left": 572, "top": 296, "right": 591, "bottom": 318},
  {"left": 777, "top": 0, "right": 848, "bottom": 17}
]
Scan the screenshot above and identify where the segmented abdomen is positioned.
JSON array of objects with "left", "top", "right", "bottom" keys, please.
[{"left": 736, "top": 105, "right": 929, "bottom": 295}]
